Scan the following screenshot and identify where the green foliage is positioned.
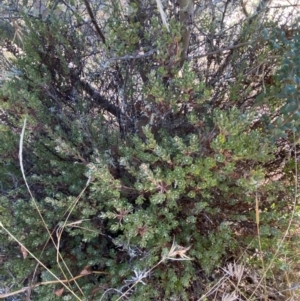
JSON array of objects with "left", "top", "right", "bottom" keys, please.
[
  {"left": 258, "top": 19, "right": 300, "bottom": 134},
  {"left": 0, "top": 2, "right": 299, "bottom": 301}
]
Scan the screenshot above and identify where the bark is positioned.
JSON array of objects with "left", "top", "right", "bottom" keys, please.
[{"left": 177, "top": 0, "right": 194, "bottom": 68}]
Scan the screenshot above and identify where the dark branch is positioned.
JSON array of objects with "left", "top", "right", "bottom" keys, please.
[
  {"left": 83, "top": 0, "right": 106, "bottom": 45},
  {"left": 79, "top": 80, "right": 123, "bottom": 118}
]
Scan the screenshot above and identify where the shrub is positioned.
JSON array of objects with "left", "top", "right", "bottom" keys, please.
[{"left": 0, "top": 1, "right": 299, "bottom": 300}]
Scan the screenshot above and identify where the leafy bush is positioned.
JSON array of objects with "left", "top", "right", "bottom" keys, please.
[{"left": 0, "top": 1, "right": 299, "bottom": 300}]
